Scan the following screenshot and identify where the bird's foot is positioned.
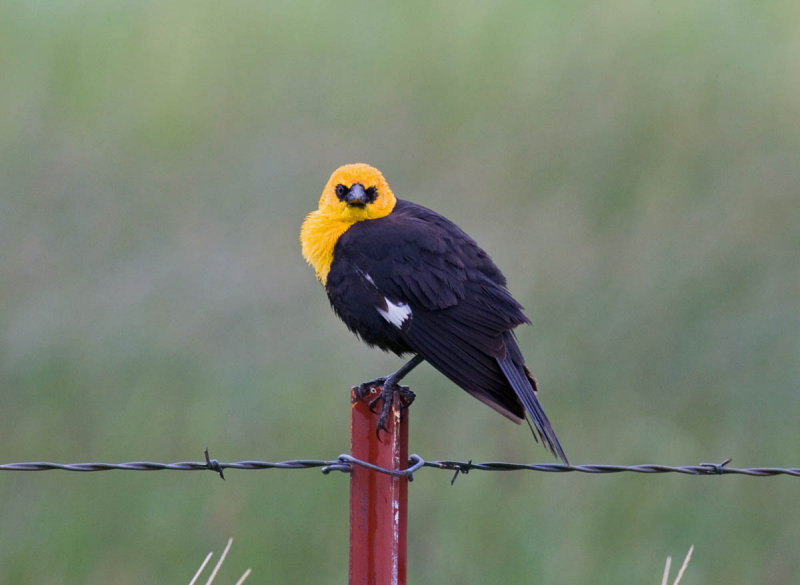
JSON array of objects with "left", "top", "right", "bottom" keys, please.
[
  {"left": 371, "top": 383, "right": 415, "bottom": 438},
  {"left": 396, "top": 386, "right": 416, "bottom": 409},
  {"left": 352, "top": 376, "right": 387, "bottom": 403},
  {"left": 352, "top": 376, "right": 416, "bottom": 439}
]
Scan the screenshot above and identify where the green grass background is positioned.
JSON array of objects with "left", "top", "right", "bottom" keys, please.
[{"left": 1, "top": 1, "right": 799, "bottom": 583}]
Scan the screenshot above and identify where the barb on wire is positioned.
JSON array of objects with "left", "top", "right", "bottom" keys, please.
[
  {"left": 451, "top": 459, "right": 472, "bottom": 485},
  {"left": 205, "top": 447, "right": 225, "bottom": 480},
  {"left": 1, "top": 451, "right": 799, "bottom": 480}
]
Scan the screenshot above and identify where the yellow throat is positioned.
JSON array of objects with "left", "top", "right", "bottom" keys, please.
[{"left": 301, "top": 163, "right": 396, "bottom": 285}]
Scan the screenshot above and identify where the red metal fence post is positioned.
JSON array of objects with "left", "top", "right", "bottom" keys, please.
[{"left": 349, "top": 387, "right": 409, "bottom": 585}]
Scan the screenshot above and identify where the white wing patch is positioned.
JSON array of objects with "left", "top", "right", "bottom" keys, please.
[
  {"left": 359, "top": 270, "right": 412, "bottom": 328},
  {"left": 377, "top": 298, "right": 412, "bottom": 328}
]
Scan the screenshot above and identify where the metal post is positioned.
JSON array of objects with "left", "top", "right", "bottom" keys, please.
[{"left": 349, "top": 386, "right": 409, "bottom": 585}]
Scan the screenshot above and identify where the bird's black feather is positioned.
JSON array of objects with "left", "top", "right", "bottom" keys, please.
[{"left": 326, "top": 199, "right": 566, "bottom": 461}]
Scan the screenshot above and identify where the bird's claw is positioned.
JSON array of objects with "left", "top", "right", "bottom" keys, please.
[
  {"left": 396, "top": 387, "right": 416, "bottom": 408},
  {"left": 368, "top": 391, "right": 384, "bottom": 414},
  {"left": 372, "top": 385, "right": 415, "bottom": 440},
  {"left": 353, "top": 374, "right": 416, "bottom": 440}
]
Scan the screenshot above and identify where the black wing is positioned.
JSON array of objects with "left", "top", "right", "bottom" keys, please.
[{"left": 330, "top": 200, "right": 566, "bottom": 461}]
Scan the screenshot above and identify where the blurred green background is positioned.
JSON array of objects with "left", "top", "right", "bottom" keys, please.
[{"left": 1, "top": 1, "right": 799, "bottom": 583}]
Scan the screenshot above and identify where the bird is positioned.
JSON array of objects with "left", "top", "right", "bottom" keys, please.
[{"left": 300, "top": 163, "right": 567, "bottom": 462}]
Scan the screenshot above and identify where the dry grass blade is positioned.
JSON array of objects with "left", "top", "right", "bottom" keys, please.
[
  {"left": 189, "top": 552, "right": 214, "bottom": 585},
  {"left": 661, "top": 545, "right": 694, "bottom": 585},
  {"left": 234, "top": 568, "right": 252, "bottom": 585},
  {"left": 673, "top": 545, "right": 694, "bottom": 585},
  {"left": 190, "top": 538, "right": 250, "bottom": 584},
  {"left": 661, "top": 555, "right": 672, "bottom": 585},
  {"left": 204, "top": 537, "right": 234, "bottom": 585}
]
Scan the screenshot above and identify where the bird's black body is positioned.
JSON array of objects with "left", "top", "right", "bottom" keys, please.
[{"left": 325, "top": 200, "right": 566, "bottom": 460}]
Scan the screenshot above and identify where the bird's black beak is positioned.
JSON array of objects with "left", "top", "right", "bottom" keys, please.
[{"left": 345, "top": 183, "right": 367, "bottom": 207}]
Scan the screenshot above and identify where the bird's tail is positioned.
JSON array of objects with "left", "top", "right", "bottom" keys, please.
[{"left": 497, "top": 352, "right": 568, "bottom": 464}]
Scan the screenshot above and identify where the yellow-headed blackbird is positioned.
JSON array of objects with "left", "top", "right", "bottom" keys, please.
[{"left": 301, "top": 163, "right": 566, "bottom": 462}]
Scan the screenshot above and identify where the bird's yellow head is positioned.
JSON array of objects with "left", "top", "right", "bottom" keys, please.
[
  {"left": 301, "top": 164, "right": 397, "bottom": 284},
  {"left": 316, "top": 163, "right": 396, "bottom": 220}
]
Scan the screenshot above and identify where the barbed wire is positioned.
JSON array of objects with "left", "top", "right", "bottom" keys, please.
[{"left": 1, "top": 450, "right": 799, "bottom": 483}]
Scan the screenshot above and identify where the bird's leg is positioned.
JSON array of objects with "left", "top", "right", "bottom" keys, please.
[{"left": 353, "top": 355, "right": 423, "bottom": 438}]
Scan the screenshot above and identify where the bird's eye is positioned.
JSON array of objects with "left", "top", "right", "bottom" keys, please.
[
  {"left": 335, "top": 184, "right": 348, "bottom": 200},
  {"left": 365, "top": 187, "right": 377, "bottom": 203}
]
